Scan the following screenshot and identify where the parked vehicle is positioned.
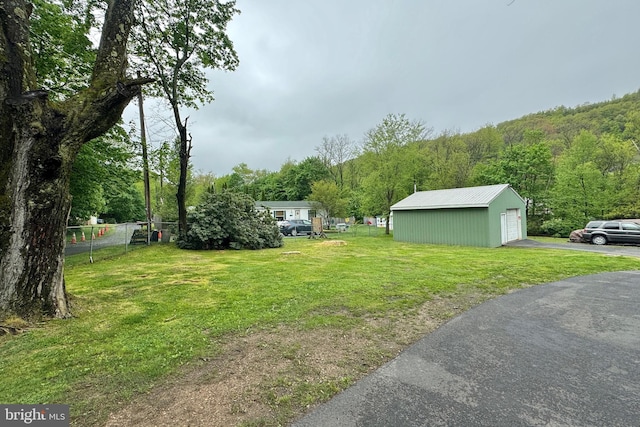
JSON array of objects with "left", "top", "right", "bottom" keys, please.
[
  {"left": 582, "top": 220, "right": 640, "bottom": 245},
  {"left": 279, "top": 219, "right": 313, "bottom": 236}
]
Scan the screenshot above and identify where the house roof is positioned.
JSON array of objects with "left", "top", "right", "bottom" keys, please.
[
  {"left": 255, "top": 201, "right": 315, "bottom": 209},
  {"left": 391, "top": 184, "right": 521, "bottom": 211}
]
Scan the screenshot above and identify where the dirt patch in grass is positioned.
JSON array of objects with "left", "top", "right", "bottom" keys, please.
[
  {"left": 318, "top": 240, "right": 347, "bottom": 246},
  {"left": 104, "top": 293, "right": 490, "bottom": 427}
]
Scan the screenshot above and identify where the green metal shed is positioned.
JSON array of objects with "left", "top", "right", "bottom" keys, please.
[{"left": 390, "top": 184, "right": 527, "bottom": 247}]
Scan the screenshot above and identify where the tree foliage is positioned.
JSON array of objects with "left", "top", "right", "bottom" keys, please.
[
  {"left": 422, "top": 132, "right": 472, "bottom": 190},
  {"left": 281, "top": 157, "right": 331, "bottom": 201},
  {"left": 149, "top": 138, "right": 196, "bottom": 221},
  {"left": 360, "top": 114, "right": 431, "bottom": 233},
  {"left": 30, "top": 0, "right": 96, "bottom": 99},
  {"left": 69, "top": 128, "right": 146, "bottom": 223},
  {"left": 473, "top": 141, "right": 554, "bottom": 218},
  {"left": 131, "top": 0, "right": 240, "bottom": 239},
  {"left": 308, "top": 180, "right": 347, "bottom": 227},
  {"left": 132, "top": 0, "right": 239, "bottom": 108},
  {"left": 315, "top": 134, "right": 358, "bottom": 189},
  {"left": 179, "top": 192, "right": 283, "bottom": 250},
  {"left": 69, "top": 142, "right": 107, "bottom": 221},
  {"left": 549, "top": 131, "right": 640, "bottom": 228}
]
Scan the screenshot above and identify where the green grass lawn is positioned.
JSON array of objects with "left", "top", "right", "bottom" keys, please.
[
  {"left": 1, "top": 233, "right": 638, "bottom": 426},
  {"left": 528, "top": 235, "right": 572, "bottom": 244}
]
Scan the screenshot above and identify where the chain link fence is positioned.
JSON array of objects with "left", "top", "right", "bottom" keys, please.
[
  {"left": 64, "top": 222, "right": 178, "bottom": 263},
  {"left": 64, "top": 220, "right": 385, "bottom": 263},
  {"left": 338, "top": 223, "right": 383, "bottom": 237}
]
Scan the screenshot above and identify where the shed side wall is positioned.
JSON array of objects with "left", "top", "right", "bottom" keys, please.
[{"left": 393, "top": 208, "right": 491, "bottom": 247}]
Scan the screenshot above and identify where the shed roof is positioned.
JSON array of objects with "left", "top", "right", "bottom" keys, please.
[{"left": 391, "top": 184, "right": 520, "bottom": 211}]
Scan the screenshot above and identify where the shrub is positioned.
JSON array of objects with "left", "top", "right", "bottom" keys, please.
[
  {"left": 525, "top": 218, "right": 544, "bottom": 236},
  {"left": 539, "top": 218, "right": 581, "bottom": 238},
  {"left": 178, "top": 192, "right": 283, "bottom": 250}
]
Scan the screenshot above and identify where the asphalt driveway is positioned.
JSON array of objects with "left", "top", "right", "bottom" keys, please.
[
  {"left": 506, "top": 238, "right": 640, "bottom": 258},
  {"left": 292, "top": 271, "right": 640, "bottom": 426}
]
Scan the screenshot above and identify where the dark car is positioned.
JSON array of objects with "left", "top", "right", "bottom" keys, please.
[
  {"left": 279, "top": 219, "right": 313, "bottom": 236},
  {"left": 582, "top": 220, "right": 640, "bottom": 245}
]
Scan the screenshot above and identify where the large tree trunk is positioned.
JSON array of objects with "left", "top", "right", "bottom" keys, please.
[
  {"left": 0, "top": 104, "right": 73, "bottom": 318},
  {"left": 0, "top": 0, "right": 150, "bottom": 319}
]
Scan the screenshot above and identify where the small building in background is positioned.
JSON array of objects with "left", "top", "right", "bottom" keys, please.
[
  {"left": 390, "top": 184, "right": 527, "bottom": 247},
  {"left": 255, "top": 201, "right": 317, "bottom": 221}
]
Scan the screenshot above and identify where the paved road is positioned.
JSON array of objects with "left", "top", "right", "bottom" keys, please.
[{"left": 292, "top": 271, "right": 640, "bottom": 426}]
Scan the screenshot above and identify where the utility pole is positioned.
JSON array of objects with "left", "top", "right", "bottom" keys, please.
[{"left": 137, "top": 71, "right": 152, "bottom": 245}]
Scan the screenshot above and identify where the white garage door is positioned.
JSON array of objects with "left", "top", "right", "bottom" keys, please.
[{"left": 506, "top": 209, "right": 520, "bottom": 242}]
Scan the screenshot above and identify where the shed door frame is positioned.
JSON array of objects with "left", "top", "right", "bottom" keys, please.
[{"left": 500, "top": 213, "right": 508, "bottom": 245}]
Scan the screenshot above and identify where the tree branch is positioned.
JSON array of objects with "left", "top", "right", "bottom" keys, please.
[{"left": 92, "top": 0, "right": 135, "bottom": 87}]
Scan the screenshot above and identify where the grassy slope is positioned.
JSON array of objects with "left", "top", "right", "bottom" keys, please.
[{"left": 1, "top": 233, "right": 638, "bottom": 425}]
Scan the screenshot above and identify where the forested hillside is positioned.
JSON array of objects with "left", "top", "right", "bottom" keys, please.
[{"left": 473, "top": 90, "right": 640, "bottom": 234}]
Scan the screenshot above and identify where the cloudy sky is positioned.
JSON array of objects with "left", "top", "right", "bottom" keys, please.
[{"left": 128, "top": 0, "right": 640, "bottom": 176}]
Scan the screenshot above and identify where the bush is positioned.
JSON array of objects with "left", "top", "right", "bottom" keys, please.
[
  {"left": 539, "top": 218, "right": 582, "bottom": 238},
  {"left": 525, "top": 218, "right": 544, "bottom": 236},
  {"left": 177, "top": 192, "right": 283, "bottom": 250}
]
